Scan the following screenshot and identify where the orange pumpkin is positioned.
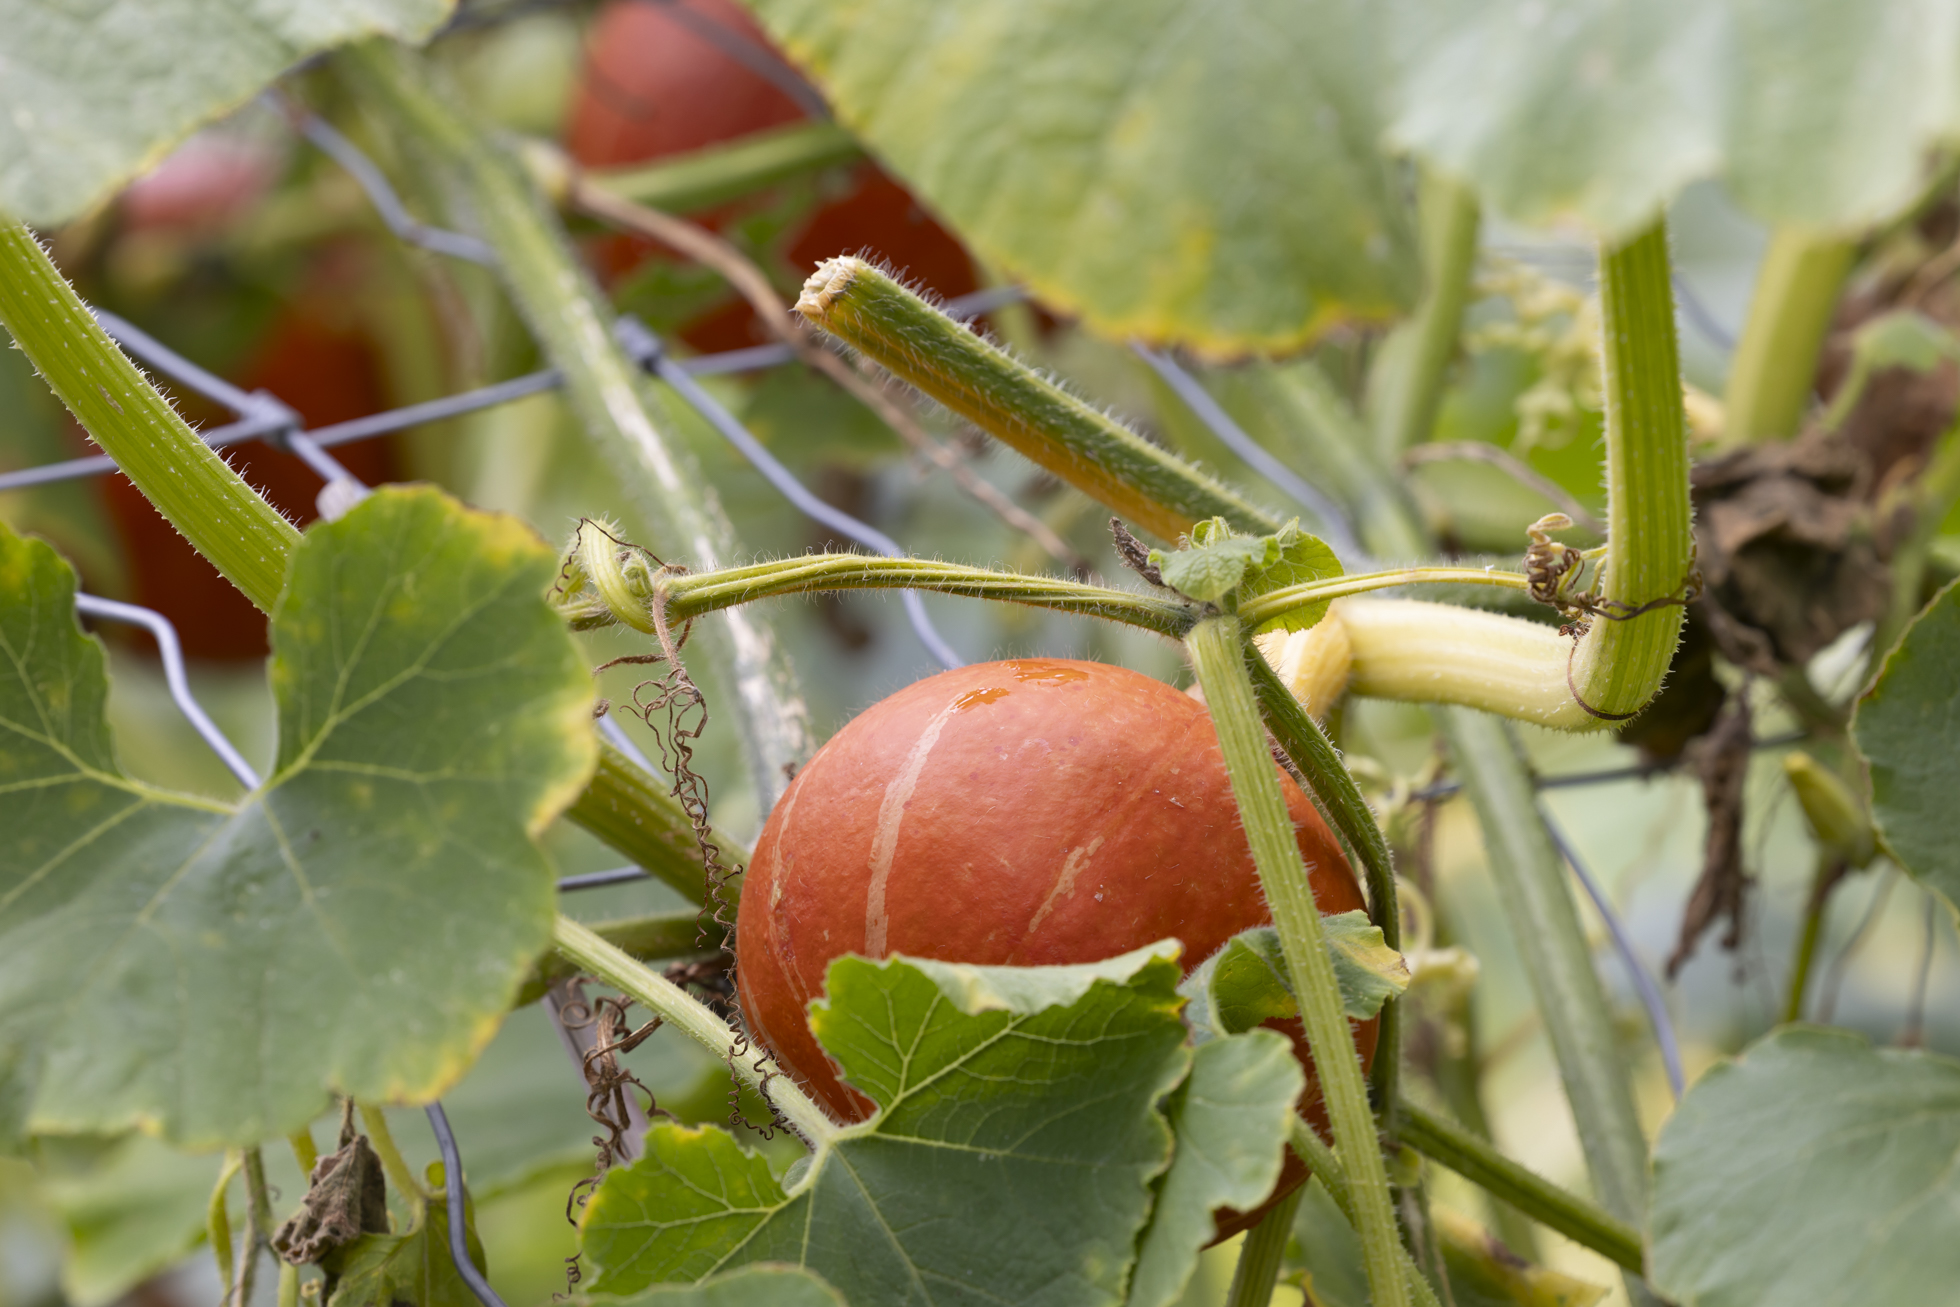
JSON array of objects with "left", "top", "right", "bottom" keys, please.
[{"left": 735, "top": 657, "right": 1374, "bottom": 1234}]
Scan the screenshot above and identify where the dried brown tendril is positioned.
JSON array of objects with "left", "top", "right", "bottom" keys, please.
[
  {"left": 560, "top": 987, "right": 665, "bottom": 1217},
  {"left": 1528, "top": 511, "right": 1704, "bottom": 632},
  {"left": 555, "top": 983, "right": 667, "bottom": 1298},
  {"left": 574, "top": 530, "right": 796, "bottom": 1142},
  {"left": 1525, "top": 513, "right": 1704, "bottom": 720}
]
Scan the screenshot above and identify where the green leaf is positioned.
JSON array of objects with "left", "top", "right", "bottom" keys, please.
[
  {"left": 1148, "top": 519, "right": 1342, "bottom": 625},
  {"left": 1387, "top": 0, "right": 1960, "bottom": 238},
  {"left": 1241, "top": 524, "right": 1344, "bottom": 637},
  {"left": 326, "top": 1173, "right": 484, "bottom": 1307},
  {"left": 0, "top": 486, "right": 596, "bottom": 1148},
  {"left": 1126, "top": 1031, "right": 1302, "bottom": 1307},
  {"left": 1853, "top": 578, "right": 1960, "bottom": 905},
  {"left": 743, "top": 0, "right": 1418, "bottom": 353},
  {"left": 1151, "top": 519, "right": 1280, "bottom": 605},
  {"left": 0, "top": 0, "right": 455, "bottom": 226},
  {"left": 1181, "top": 918, "right": 1410, "bottom": 1041},
  {"left": 1649, "top": 1026, "right": 1960, "bottom": 1306},
  {"left": 580, "top": 948, "right": 1194, "bottom": 1305},
  {"left": 592, "top": 1264, "right": 848, "bottom": 1307}
]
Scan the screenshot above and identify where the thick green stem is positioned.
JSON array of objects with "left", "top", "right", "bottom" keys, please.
[
  {"left": 1187, "top": 616, "right": 1406, "bottom": 1307},
  {"left": 1397, "top": 1103, "right": 1643, "bottom": 1275},
  {"left": 1339, "top": 223, "right": 1692, "bottom": 728},
  {"left": 800, "top": 230, "right": 1689, "bottom": 731},
  {"left": 521, "top": 909, "right": 716, "bottom": 1003},
  {"left": 346, "top": 40, "right": 811, "bottom": 806},
  {"left": 1722, "top": 229, "right": 1857, "bottom": 443},
  {"left": 1370, "top": 170, "right": 1482, "bottom": 460},
  {"left": 1285, "top": 1119, "right": 1443, "bottom": 1307},
  {"left": 797, "top": 257, "right": 1280, "bottom": 542},
  {"left": 1247, "top": 651, "right": 1404, "bottom": 1117},
  {"left": 0, "top": 222, "right": 300, "bottom": 610},
  {"left": 577, "top": 121, "right": 861, "bottom": 213},
  {"left": 567, "top": 744, "right": 749, "bottom": 904},
  {"left": 1567, "top": 223, "right": 1694, "bottom": 720},
  {"left": 1433, "top": 709, "right": 1654, "bottom": 1303},
  {"left": 1225, "top": 1185, "right": 1305, "bottom": 1307},
  {"left": 1784, "top": 855, "right": 1849, "bottom": 1024},
  {"left": 551, "top": 914, "right": 838, "bottom": 1147}
]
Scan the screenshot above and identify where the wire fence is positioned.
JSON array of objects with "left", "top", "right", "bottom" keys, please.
[{"left": 11, "top": 100, "right": 1742, "bottom": 1305}]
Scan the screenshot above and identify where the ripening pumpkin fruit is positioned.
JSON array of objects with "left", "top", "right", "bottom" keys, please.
[{"left": 736, "top": 657, "right": 1374, "bottom": 1233}]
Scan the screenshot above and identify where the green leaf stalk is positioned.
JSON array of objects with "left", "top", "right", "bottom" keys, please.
[
  {"left": 795, "top": 257, "right": 1280, "bottom": 542},
  {"left": 552, "top": 916, "right": 839, "bottom": 1148},
  {"left": 1186, "top": 615, "right": 1407, "bottom": 1307},
  {"left": 1722, "top": 228, "right": 1857, "bottom": 443}
]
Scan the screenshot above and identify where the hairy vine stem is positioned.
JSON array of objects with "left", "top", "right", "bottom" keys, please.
[
  {"left": 550, "top": 915, "right": 838, "bottom": 1149},
  {"left": 1223, "top": 1186, "right": 1305, "bottom": 1307},
  {"left": 1564, "top": 222, "right": 1696, "bottom": 721},
  {"left": 0, "top": 221, "right": 301, "bottom": 609},
  {"left": 1284, "top": 1118, "right": 1442, "bottom": 1307},
  {"left": 1187, "top": 616, "right": 1406, "bottom": 1307},
  {"left": 1396, "top": 1103, "right": 1644, "bottom": 1274},
  {"left": 1433, "top": 709, "right": 1656, "bottom": 1303},
  {"left": 797, "top": 257, "right": 1279, "bottom": 542},
  {"left": 799, "top": 239, "right": 1693, "bottom": 729},
  {"left": 1370, "top": 168, "right": 1482, "bottom": 460},
  {"left": 561, "top": 548, "right": 1530, "bottom": 646},
  {"left": 1247, "top": 650, "right": 1405, "bottom": 1115}
]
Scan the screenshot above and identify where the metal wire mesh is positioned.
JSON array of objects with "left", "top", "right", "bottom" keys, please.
[{"left": 10, "top": 96, "right": 1737, "bottom": 1302}]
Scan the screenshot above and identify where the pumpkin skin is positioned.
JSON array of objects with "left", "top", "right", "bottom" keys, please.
[{"left": 735, "top": 658, "right": 1374, "bottom": 1230}]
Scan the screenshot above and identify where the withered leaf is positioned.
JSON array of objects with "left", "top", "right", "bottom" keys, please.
[{"left": 274, "top": 1134, "right": 390, "bottom": 1266}]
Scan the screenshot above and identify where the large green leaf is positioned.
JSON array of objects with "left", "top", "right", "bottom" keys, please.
[
  {"left": 0, "top": 486, "right": 595, "bottom": 1148},
  {"left": 743, "top": 0, "right": 1417, "bottom": 353},
  {"left": 1126, "top": 1031, "right": 1301, "bottom": 1307},
  {"left": 580, "top": 945, "right": 1196, "bottom": 1304},
  {"left": 0, "top": 0, "right": 453, "bottom": 225},
  {"left": 1852, "top": 579, "right": 1960, "bottom": 906},
  {"left": 1649, "top": 1027, "right": 1960, "bottom": 1306},
  {"left": 1387, "top": 0, "right": 1960, "bottom": 238}
]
